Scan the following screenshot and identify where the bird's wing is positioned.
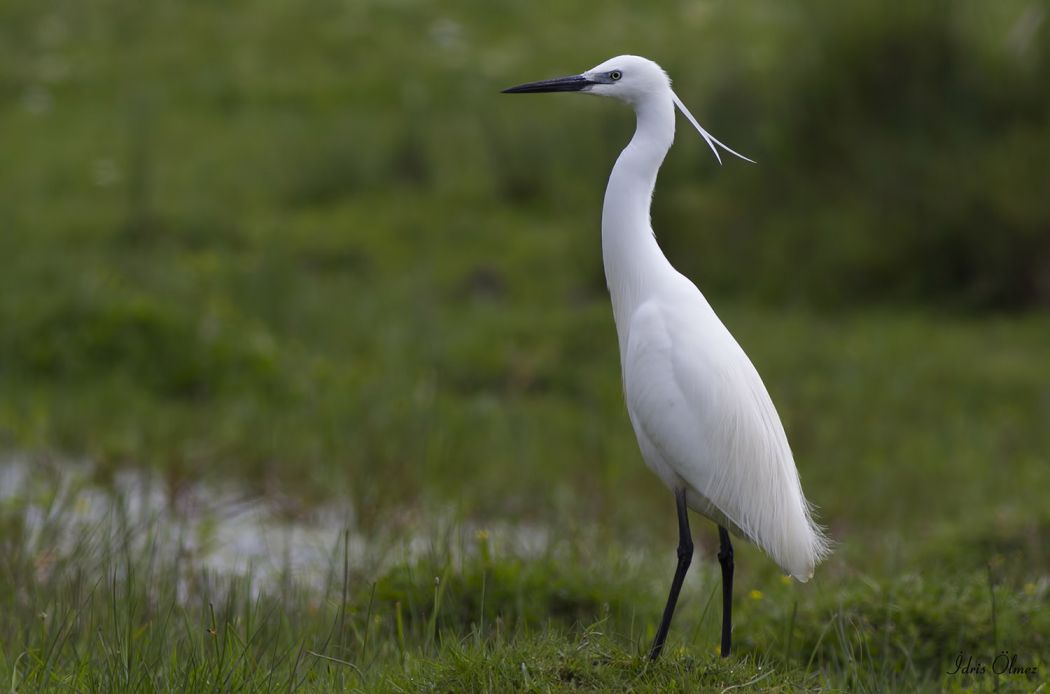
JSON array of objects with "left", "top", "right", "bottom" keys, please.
[{"left": 623, "top": 296, "right": 828, "bottom": 580}]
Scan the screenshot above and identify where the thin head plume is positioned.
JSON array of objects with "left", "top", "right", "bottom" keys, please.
[{"left": 671, "top": 90, "right": 756, "bottom": 165}]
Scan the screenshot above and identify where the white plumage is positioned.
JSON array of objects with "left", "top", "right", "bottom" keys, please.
[
  {"left": 505, "top": 54, "right": 829, "bottom": 657},
  {"left": 597, "top": 57, "right": 829, "bottom": 580}
]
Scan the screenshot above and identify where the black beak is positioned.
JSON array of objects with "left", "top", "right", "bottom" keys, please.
[{"left": 502, "top": 74, "right": 594, "bottom": 94}]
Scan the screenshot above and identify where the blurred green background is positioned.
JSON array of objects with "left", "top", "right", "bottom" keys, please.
[
  {"left": 0, "top": 0, "right": 1048, "bottom": 689},
  {"left": 2, "top": 0, "right": 1047, "bottom": 500},
  {"left": 2, "top": 0, "right": 1049, "bottom": 550}
]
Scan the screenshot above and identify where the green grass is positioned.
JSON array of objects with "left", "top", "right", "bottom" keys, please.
[
  {"left": 2, "top": 306, "right": 1048, "bottom": 691},
  {"left": 1, "top": 475, "right": 1047, "bottom": 692},
  {"left": 2, "top": 0, "right": 1049, "bottom": 690}
]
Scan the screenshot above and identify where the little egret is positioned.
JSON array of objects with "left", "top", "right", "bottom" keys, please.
[{"left": 503, "top": 56, "right": 830, "bottom": 659}]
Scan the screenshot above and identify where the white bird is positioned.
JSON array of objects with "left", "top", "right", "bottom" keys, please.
[{"left": 504, "top": 55, "right": 830, "bottom": 659}]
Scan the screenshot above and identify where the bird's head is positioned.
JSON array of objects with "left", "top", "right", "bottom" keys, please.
[
  {"left": 503, "top": 55, "right": 754, "bottom": 165},
  {"left": 502, "top": 55, "right": 668, "bottom": 106}
]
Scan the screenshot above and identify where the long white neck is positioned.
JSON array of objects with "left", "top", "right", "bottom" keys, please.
[{"left": 602, "top": 93, "right": 677, "bottom": 352}]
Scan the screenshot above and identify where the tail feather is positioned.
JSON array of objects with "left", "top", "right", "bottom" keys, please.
[{"left": 695, "top": 360, "right": 832, "bottom": 582}]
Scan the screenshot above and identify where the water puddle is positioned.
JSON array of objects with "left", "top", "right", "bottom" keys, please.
[{"left": 0, "top": 455, "right": 552, "bottom": 596}]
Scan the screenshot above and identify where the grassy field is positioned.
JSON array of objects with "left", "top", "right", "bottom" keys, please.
[
  {"left": 2, "top": 0, "right": 1049, "bottom": 691},
  {"left": 4, "top": 304, "right": 1047, "bottom": 691}
]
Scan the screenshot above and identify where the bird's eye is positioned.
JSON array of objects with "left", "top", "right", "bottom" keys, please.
[{"left": 610, "top": 70, "right": 622, "bottom": 81}]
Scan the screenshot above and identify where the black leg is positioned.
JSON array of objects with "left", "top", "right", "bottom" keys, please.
[
  {"left": 648, "top": 488, "right": 693, "bottom": 661},
  {"left": 718, "top": 525, "right": 734, "bottom": 658}
]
